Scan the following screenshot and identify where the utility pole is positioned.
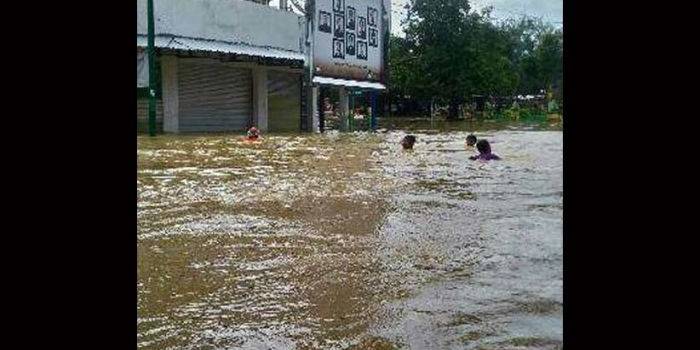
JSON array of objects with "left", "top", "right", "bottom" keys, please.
[
  {"left": 303, "top": 0, "right": 316, "bottom": 132},
  {"left": 147, "top": 0, "right": 157, "bottom": 136}
]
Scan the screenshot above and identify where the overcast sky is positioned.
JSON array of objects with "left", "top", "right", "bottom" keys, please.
[
  {"left": 269, "top": 0, "right": 562, "bottom": 35},
  {"left": 389, "top": 0, "right": 562, "bottom": 35}
]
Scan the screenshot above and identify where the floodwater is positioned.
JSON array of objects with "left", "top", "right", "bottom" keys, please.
[{"left": 137, "top": 118, "right": 563, "bottom": 350}]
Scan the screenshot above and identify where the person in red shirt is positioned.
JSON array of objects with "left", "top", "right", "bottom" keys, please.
[{"left": 246, "top": 127, "right": 260, "bottom": 141}]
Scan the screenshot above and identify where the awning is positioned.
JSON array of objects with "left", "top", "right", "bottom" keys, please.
[
  {"left": 313, "top": 76, "right": 386, "bottom": 90},
  {"left": 136, "top": 35, "right": 305, "bottom": 62}
]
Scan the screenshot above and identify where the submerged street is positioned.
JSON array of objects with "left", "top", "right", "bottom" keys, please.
[{"left": 137, "top": 119, "right": 563, "bottom": 350}]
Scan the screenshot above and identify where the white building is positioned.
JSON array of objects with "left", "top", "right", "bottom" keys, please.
[{"left": 137, "top": 0, "right": 306, "bottom": 133}]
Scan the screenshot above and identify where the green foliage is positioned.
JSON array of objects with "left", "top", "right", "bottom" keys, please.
[
  {"left": 390, "top": 1, "right": 563, "bottom": 116},
  {"left": 388, "top": 35, "right": 416, "bottom": 100},
  {"left": 499, "top": 16, "right": 562, "bottom": 95}
]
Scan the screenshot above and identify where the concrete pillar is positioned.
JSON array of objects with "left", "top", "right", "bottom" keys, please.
[
  {"left": 252, "top": 66, "right": 268, "bottom": 132},
  {"left": 311, "top": 86, "right": 320, "bottom": 133},
  {"left": 161, "top": 55, "right": 179, "bottom": 133},
  {"left": 338, "top": 87, "right": 349, "bottom": 131}
]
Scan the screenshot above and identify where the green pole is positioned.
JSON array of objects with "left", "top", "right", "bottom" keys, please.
[
  {"left": 349, "top": 90, "right": 354, "bottom": 132},
  {"left": 147, "top": 0, "right": 157, "bottom": 136}
]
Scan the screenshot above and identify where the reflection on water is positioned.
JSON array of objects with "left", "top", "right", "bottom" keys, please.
[{"left": 138, "top": 119, "right": 562, "bottom": 349}]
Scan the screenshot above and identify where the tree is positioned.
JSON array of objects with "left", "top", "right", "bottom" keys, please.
[
  {"left": 388, "top": 35, "right": 425, "bottom": 115},
  {"left": 403, "top": 0, "right": 474, "bottom": 119},
  {"left": 402, "top": 1, "right": 518, "bottom": 118},
  {"left": 390, "top": 1, "right": 563, "bottom": 117},
  {"left": 533, "top": 29, "right": 563, "bottom": 99},
  {"left": 388, "top": 35, "right": 414, "bottom": 100},
  {"left": 500, "top": 17, "right": 562, "bottom": 97},
  {"left": 467, "top": 9, "right": 519, "bottom": 97}
]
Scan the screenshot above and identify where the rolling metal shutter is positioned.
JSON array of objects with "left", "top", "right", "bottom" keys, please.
[
  {"left": 137, "top": 97, "right": 164, "bottom": 133},
  {"left": 267, "top": 71, "right": 301, "bottom": 132},
  {"left": 178, "top": 59, "right": 252, "bottom": 132}
]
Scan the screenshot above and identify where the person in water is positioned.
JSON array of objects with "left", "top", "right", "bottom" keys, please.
[
  {"left": 246, "top": 127, "right": 260, "bottom": 141},
  {"left": 401, "top": 135, "right": 416, "bottom": 150},
  {"left": 469, "top": 139, "right": 501, "bottom": 160},
  {"left": 466, "top": 134, "right": 477, "bottom": 147}
]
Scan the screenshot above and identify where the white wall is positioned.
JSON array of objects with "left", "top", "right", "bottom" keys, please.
[
  {"left": 137, "top": 0, "right": 305, "bottom": 52},
  {"left": 137, "top": 48, "right": 148, "bottom": 87}
]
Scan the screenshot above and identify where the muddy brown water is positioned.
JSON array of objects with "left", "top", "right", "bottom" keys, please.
[{"left": 137, "top": 119, "right": 563, "bottom": 349}]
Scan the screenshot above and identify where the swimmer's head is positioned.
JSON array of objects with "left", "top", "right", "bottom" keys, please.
[
  {"left": 466, "top": 134, "right": 477, "bottom": 146},
  {"left": 476, "top": 139, "right": 492, "bottom": 154},
  {"left": 401, "top": 135, "right": 416, "bottom": 150},
  {"left": 247, "top": 127, "right": 260, "bottom": 140}
]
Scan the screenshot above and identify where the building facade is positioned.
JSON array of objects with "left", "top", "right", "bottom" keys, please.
[{"left": 137, "top": 0, "right": 306, "bottom": 133}]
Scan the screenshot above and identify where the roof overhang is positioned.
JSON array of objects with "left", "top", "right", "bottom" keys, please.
[{"left": 136, "top": 35, "right": 305, "bottom": 64}]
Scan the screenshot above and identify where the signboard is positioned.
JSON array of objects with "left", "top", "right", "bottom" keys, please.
[{"left": 313, "top": 0, "right": 386, "bottom": 82}]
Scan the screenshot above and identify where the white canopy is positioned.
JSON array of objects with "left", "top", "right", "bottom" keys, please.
[{"left": 313, "top": 76, "right": 386, "bottom": 90}]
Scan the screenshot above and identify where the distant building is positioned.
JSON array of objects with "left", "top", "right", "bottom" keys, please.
[{"left": 137, "top": 0, "right": 305, "bottom": 133}]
